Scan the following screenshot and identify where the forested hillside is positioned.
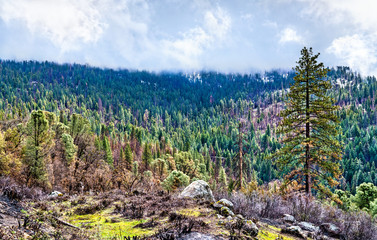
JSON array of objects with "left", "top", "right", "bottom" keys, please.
[{"left": 1, "top": 60, "right": 377, "bottom": 195}]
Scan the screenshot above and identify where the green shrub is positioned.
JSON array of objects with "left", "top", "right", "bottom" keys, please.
[
  {"left": 353, "top": 182, "right": 377, "bottom": 211},
  {"left": 161, "top": 170, "right": 189, "bottom": 191}
]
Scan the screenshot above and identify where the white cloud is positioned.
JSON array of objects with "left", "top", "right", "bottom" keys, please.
[
  {"left": 279, "top": 27, "right": 304, "bottom": 44},
  {"left": 204, "top": 8, "right": 231, "bottom": 39},
  {"left": 0, "top": 0, "right": 376, "bottom": 74},
  {"left": 0, "top": 0, "right": 106, "bottom": 51},
  {"left": 161, "top": 6, "right": 231, "bottom": 69},
  {"left": 296, "top": 0, "right": 377, "bottom": 75},
  {"left": 241, "top": 13, "right": 253, "bottom": 21},
  {"left": 327, "top": 34, "right": 377, "bottom": 76},
  {"left": 300, "top": 0, "right": 377, "bottom": 32}
]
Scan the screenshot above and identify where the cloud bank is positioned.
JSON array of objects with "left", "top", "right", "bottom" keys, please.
[{"left": 0, "top": 0, "right": 376, "bottom": 75}]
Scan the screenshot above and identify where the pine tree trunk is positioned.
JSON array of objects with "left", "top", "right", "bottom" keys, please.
[
  {"left": 239, "top": 122, "right": 243, "bottom": 189},
  {"left": 305, "top": 70, "right": 311, "bottom": 196}
]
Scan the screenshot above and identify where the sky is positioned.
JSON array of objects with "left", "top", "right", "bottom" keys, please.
[{"left": 0, "top": 0, "right": 377, "bottom": 75}]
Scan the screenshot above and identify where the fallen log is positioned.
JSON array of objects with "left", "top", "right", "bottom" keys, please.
[{"left": 51, "top": 216, "right": 80, "bottom": 229}]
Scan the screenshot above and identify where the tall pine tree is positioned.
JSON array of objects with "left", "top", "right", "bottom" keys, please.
[
  {"left": 24, "top": 110, "right": 53, "bottom": 188},
  {"left": 274, "top": 47, "right": 342, "bottom": 196}
]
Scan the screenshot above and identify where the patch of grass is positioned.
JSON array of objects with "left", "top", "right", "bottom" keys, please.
[
  {"left": 67, "top": 209, "right": 155, "bottom": 238},
  {"left": 177, "top": 208, "right": 202, "bottom": 217},
  {"left": 97, "top": 219, "right": 154, "bottom": 238},
  {"left": 257, "top": 225, "right": 296, "bottom": 240}
]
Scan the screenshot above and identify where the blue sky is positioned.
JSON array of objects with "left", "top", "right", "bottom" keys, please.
[{"left": 0, "top": 0, "right": 377, "bottom": 75}]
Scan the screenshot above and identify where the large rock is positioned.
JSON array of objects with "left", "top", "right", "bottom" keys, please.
[
  {"left": 242, "top": 220, "right": 259, "bottom": 237},
  {"left": 179, "top": 180, "right": 215, "bottom": 202},
  {"left": 298, "top": 221, "right": 319, "bottom": 233},
  {"left": 320, "top": 223, "right": 341, "bottom": 238},
  {"left": 281, "top": 226, "right": 307, "bottom": 239},
  {"left": 282, "top": 214, "right": 296, "bottom": 224},
  {"left": 178, "top": 232, "right": 225, "bottom": 240},
  {"left": 217, "top": 199, "right": 234, "bottom": 209},
  {"left": 220, "top": 206, "right": 235, "bottom": 217}
]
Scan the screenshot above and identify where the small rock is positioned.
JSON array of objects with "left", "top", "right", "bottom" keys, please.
[
  {"left": 216, "top": 214, "right": 224, "bottom": 219},
  {"left": 236, "top": 214, "right": 244, "bottom": 220},
  {"left": 179, "top": 232, "right": 223, "bottom": 240},
  {"left": 217, "top": 199, "right": 234, "bottom": 209},
  {"left": 220, "top": 206, "right": 234, "bottom": 217},
  {"left": 213, "top": 202, "right": 223, "bottom": 209},
  {"left": 281, "top": 226, "right": 307, "bottom": 239},
  {"left": 218, "top": 220, "right": 225, "bottom": 225},
  {"left": 179, "top": 180, "right": 215, "bottom": 202},
  {"left": 298, "top": 221, "right": 319, "bottom": 233},
  {"left": 226, "top": 216, "right": 233, "bottom": 221},
  {"left": 242, "top": 220, "right": 258, "bottom": 237},
  {"left": 49, "top": 191, "right": 63, "bottom": 199},
  {"left": 320, "top": 223, "right": 341, "bottom": 238},
  {"left": 315, "top": 235, "right": 331, "bottom": 240},
  {"left": 282, "top": 214, "right": 296, "bottom": 223}
]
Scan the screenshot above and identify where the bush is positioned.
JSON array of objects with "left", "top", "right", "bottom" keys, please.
[
  {"left": 214, "top": 188, "right": 377, "bottom": 239},
  {"left": 161, "top": 170, "right": 189, "bottom": 191},
  {"left": 371, "top": 198, "right": 377, "bottom": 218},
  {"left": 353, "top": 183, "right": 377, "bottom": 211}
]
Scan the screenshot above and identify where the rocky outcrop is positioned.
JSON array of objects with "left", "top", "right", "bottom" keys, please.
[
  {"left": 179, "top": 180, "right": 215, "bottom": 202},
  {"left": 281, "top": 225, "right": 307, "bottom": 239},
  {"left": 178, "top": 232, "right": 225, "bottom": 240},
  {"left": 220, "top": 206, "right": 235, "bottom": 217},
  {"left": 217, "top": 199, "right": 234, "bottom": 209},
  {"left": 282, "top": 214, "right": 296, "bottom": 224},
  {"left": 298, "top": 221, "right": 319, "bottom": 233},
  {"left": 242, "top": 221, "right": 258, "bottom": 237},
  {"left": 320, "top": 223, "right": 341, "bottom": 238}
]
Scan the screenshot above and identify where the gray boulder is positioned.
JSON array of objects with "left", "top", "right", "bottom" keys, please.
[
  {"left": 48, "top": 191, "right": 63, "bottom": 199},
  {"left": 299, "top": 221, "right": 319, "bottom": 233},
  {"left": 179, "top": 232, "right": 225, "bottom": 240},
  {"left": 179, "top": 180, "right": 215, "bottom": 202},
  {"left": 213, "top": 202, "right": 223, "bottom": 209},
  {"left": 242, "top": 220, "right": 258, "bottom": 237},
  {"left": 281, "top": 226, "right": 307, "bottom": 239},
  {"left": 220, "top": 206, "right": 235, "bottom": 217},
  {"left": 217, "top": 199, "right": 234, "bottom": 209},
  {"left": 282, "top": 214, "right": 296, "bottom": 224},
  {"left": 320, "top": 223, "right": 341, "bottom": 238}
]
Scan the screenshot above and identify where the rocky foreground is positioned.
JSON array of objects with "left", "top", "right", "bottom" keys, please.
[{"left": 0, "top": 181, "right": 353, "bottom": 239}]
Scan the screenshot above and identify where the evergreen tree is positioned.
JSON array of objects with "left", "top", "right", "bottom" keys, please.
[
  {"left": 142, "top": 143, "right": 152, "bottom": 170},
  {"left": 103, "top": 137, "right": 113, "bottom": 166},
  {"left": 218, "top": 166, "right": 228, "bottom": 188},
  {"left": 61, "top": 133, "right": 76, "bottom": 165},
  {"left": 273, "top": 47, "right": 342, "bottom": 196},
  {"left": 124, "top": 143, "right": 133, "bottom": 170},
  {"left": 24, "top": 110, "right": 53, "bottom": 188}
]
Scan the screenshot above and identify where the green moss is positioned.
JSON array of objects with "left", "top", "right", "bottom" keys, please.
[
  {"left": 257, "top": 225, "right": 295, "bottom": 240},
  {"left": 177, "top": 208, "right": 202, "bottom": 217},
  {"left": 96, "top": 219, "right": 154, "bottom": 238},
  {"left": 67, "top": 209, "right": 154, "bottom": 238}
]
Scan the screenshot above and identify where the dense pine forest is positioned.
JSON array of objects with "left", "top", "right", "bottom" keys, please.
[
  {"left": 1, "top": 59, "right": 377, "bottom": 239},
  {"left": 1, "top": 60, "right": 377, "bottom": 191}
]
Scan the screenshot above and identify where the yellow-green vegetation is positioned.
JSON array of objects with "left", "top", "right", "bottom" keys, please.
[
  {"left": 67, "top": 210, "right": 154, "bottom": 238},
  {"left": 257, "top": 225, "right": 295, "bottom": 240},
  {"left": 177, "top": 207, "right": 202, "bottom": 217}
]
